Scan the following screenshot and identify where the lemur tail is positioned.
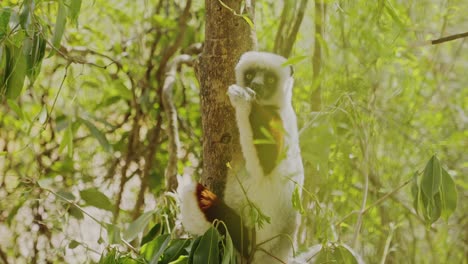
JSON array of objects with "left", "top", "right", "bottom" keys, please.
[{"left": 177, "top": 176, "right": 251, "bottom": 257}]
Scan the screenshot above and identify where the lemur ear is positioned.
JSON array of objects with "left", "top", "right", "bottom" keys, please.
[{"left": 289, "top": 65, "right": 294, "bottom": 76}]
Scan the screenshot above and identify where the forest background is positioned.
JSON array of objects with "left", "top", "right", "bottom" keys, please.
[{"left": 0, "top": 0, "right": 466, "bottom": 263}]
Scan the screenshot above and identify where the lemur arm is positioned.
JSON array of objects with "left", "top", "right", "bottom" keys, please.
[
  {"left": 228, "top": 85, "right": 285, "bottom": 176},
  {"left": 227, "top": 85, "right": 264, "bottom": 178}
]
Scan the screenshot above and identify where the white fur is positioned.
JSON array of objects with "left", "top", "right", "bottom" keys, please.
[
  {"left": 228, "top": 85, "right": 264, "bottom": 180},
  {"left": 226, "top": 51, "right": 304, "bottom": 263},
  {"left": 177, "top": 175, "right": 211, "bottom": 235}
]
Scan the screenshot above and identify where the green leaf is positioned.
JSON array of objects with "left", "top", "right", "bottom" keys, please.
[
  {"left": 4, "top": 43, "right": 27, "bottom": 99},
  {"left": 0, "top": 44, "right": 6, "bottom": 88},
  {"left": 99, "top": 248, "right": 117, "bottom": 264},
  {"left": 67, "top": 0, "right": 82, "bottom": 26},
  {"left": 123, "top": 211, "right": 155, "bottom": 242},
  {"left": 105, "top": 223, "right": 122, "bottom": 244},
  {"left": 334, "top": 244, "right": 360, "bottom": 264},
  {"left": 421, "top": 191, "right": 441, "bottom": 224},
  {"left": 141, "top": 223, "right": 163, "bottom": 246},
  {"left": 315, "top": 244, "right": 359, "bottom": 264},
  {"left": 68, "top": 240, "right": 80, "bottom": 249},
  {"left": 160, "top": 239, "right": 190, "bottom": 263},
  {"left": 0, "top": 8, "right": 12, "bottom": 38},
  {"left": 221, "top": 224, "right": 235, "bottom": 264},
  {"left": 57, "top": 190, "right": 76, "bottom": 201},
  {"left": 79, "top": 187, "right": 113, "bottom": 211},
  {"left": 113, "top": 81, "right": 133, "bottom": 100},
  {"left": 169, "top": 255, "right": 188, "bottom": 264},
  {"left": 192, "top": 227, "right": 220, "bottom": 264},
  {"left": 140, "top": 234, "right": 171, "bottom": 263},
  {"left": 415, "top": 155, "right": 458, "bottom": 224},
  {"left": 38, "top": 106, "right": 48, "bottom": 124},
  {"left": 24, "top": 31, "right": 46, "bottom": 83},
  {"left": 188, "top": 237, "right": 202, "bottom": 264},
  {"left": 384, "top": 0, "right": 406, "bottom": 29},
  {"left": 283, "top": 55, "right": 308, "bottom": 66},
  {"left": 37, "top": 178, "right": 53, "bottom": 189},
  {"left": 81, "top": 118, "right": 112, "bottom": 152},
  {"left": 51, "top": 0, "right": 67, "bottom": 55},
  {"left": 421, "top": 155, "right": 442, "bottom": 198},
  {"left": 292, "top": 184, "right": 305, "bottom": 214},
  {"left": 58, "top": 124, "right": 74, "bottom": 157},
  {"left": 411, "top": 172, "right": 420, "bottom": 215},
  {"left": 68, "top": 204, "right": 84, "bottom": 220},
  {"left": 439, "top": 169, "right": 457, "bottom": 221},
  {"left": 19, "top": 0, "right": 34, "bottom": 32},
  {"left": 66, "top": 124, "right": 74, "bottom": 157},
  {"left": 7, "top": 99, "right": 24, "bottom": 119},
  {"left": 241, "top": 15, "right": 254, "bottom": 28}
]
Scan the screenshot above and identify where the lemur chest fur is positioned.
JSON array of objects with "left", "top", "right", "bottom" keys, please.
[{"left": 249, "top": 103, "right": 285, "bottom": 175}]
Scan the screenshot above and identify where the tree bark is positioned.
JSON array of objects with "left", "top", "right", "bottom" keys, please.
[
  {"left": 311, "top": 0, "right": 325, "bottom": 111},
  {"left": 197, "top": 0, "right": 256, "bottom": 196}
]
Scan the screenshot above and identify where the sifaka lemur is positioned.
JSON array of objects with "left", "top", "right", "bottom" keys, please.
[{"left": 178, "top": 51, "right": 304, "bottom": 263}]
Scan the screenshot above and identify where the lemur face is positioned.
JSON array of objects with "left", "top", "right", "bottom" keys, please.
[
  {"left": 243, "top": 68, "right": 279, "bottom": 100},
  {"left": 235, "top": 51, "right": 293, "bottom": 106}
]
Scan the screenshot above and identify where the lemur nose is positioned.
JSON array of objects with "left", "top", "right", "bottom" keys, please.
[
  {"left": 251, "top": 73, "right": 264, "bottom": 86},
  {"left": 251, "top": 82, "right": 263, "bottom": 90}
]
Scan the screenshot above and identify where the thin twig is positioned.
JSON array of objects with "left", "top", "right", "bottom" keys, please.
[
  {"left": 155, "top": 0, "right": 192, "bottom": 81},
  {"left": 256, "top": 247, "right": 287, "bottom": 264},
  {"left": 431, "top": 31, "right": 468, "bottom": 45},
  {"left": 361, "top": 178, "right": 412, "bottom": 215},
  {"left": 352, "top": 141, "right": 369, "bottom": 248},
  {"left": 380, "top": 223, "right": 396, "bottom": 264}
]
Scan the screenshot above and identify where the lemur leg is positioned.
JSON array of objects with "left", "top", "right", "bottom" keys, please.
[{"left": 227, "top": 85, "right": 264, "bottom": 178}]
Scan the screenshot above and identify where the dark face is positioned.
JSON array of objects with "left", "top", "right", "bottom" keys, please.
[{"left": 244, "top": 68, "right": 279, "bottom": 100}]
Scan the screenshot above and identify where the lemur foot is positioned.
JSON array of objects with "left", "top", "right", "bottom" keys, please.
[{"left": 227, "top": 85, "right": 255, "bottom": 107}]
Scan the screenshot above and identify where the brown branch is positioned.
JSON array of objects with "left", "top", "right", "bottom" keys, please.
[
  {"left": 274, "top": 0, "right": 308, "bottom": 57},
  {"left": 0, "top": 245, "right": 9, "bottom": 264},
  {"left": 155, "top": 0, "right": 193, "bottom": 81},
  {"left": 144, "top": 1, "right": 166, "bottom": 87},
  {"left": 131, "top": 111, "right": 163, "bottom": 220},
  {"left": 274, "top": 0, "right": 292, "bottom": 54},
  {"left": 114, "top": 113, "right": 141, "bottom": 222},
  {"left": 431, "top": 31, "right": 468, "bottom": 45},
  {"left": 162, "top": 55, "right": 195, "bottom": 192},
  {"left": 283, "top": 0, "right": 308, "bottom": 57},
  {"left": 311, "top": 0, "right": 325, "bottom": 111}
]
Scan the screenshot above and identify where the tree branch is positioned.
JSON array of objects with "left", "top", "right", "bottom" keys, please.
[
  {"left": 431, "top": 31, "right": 468, "bottom": 45},
  {"left": 0, "top": 245, "right": 9, "bottom": 264},
  {"left": 162, "top": 54, "right": 195, "bottom": 191}
]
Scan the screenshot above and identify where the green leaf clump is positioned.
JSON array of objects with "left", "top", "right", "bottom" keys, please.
[{"left": 412, "top": 155, "right": 458, "bottom": 224}]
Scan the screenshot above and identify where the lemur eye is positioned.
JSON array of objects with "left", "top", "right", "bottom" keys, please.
[
  {"left": 265, "top": 72, "right": 277, "bottom": 85},
  {"left": 245, "top": 73, "right": 254, "bottom": 80},
  {"left": 266, "top": 77, "right": 276, "bottom": 84}
]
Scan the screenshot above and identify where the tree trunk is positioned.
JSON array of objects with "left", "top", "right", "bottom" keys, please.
[{"left": 197, "top": 0, "right": 256, "bottom": 196}]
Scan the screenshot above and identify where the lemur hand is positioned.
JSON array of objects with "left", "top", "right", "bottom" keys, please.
[{"left": 227, "top": 85, "right": 255, "bottom": 108}]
